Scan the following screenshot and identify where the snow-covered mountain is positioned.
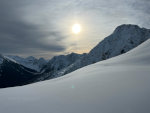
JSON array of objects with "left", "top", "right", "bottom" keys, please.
[
  {"left": 47, "top": 24, "right": 150, "bottom": 77},
  {"left": 44, "top": 52, "right": 85, "bottom": 72},
  {"left": 33, "top": 53, "right": 86, "bottom": 81},
  {"left": 0, "top": 52, "right": 85, "bottom": 87},
  {"left": 84, "top": 24, "right": 150, "bottom": 64},
  {"left": 6, "top": 55, "right": 47, "bottom": 72},
  {"left": 0, "top": 38, "right": 150, "bottom": 113},
  {"left": 0, "top": 55, "right": 41, "bottom": 88}
]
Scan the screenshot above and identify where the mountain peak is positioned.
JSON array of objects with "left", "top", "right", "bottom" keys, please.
[
  {"left": 117, "top": 24, "right": 140, "bottom": 28},
  {"left": 114, "top": 24, "right": 141, "bottom": 34}
]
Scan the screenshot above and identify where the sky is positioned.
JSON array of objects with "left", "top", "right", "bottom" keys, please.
[{"left": 0, "top": 0, "right": 149, "bottom": 59}]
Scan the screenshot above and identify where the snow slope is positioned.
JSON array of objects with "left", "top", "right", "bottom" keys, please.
[{"left": 0, "top": 39, "right": 150, "bottom": 113}]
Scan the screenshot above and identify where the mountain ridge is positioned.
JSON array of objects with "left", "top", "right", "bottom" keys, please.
[
  {"left": 0, "top": 24, "right": 150, "bottom": 88},
  {"left": 6, "top": 55, "right": 47, "bottom": 72}
]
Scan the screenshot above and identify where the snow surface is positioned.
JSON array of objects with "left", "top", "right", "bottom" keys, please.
[{"left": 0, "top": 39, "right": 150, "bottom": 113}]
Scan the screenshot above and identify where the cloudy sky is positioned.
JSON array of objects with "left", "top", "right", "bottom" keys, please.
[{"left": 0, "top": 0, "right": 149, "bottom": 58}]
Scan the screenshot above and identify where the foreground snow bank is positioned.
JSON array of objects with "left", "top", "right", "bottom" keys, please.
[{"left": 0, "top": 39, "right": 150, "bottom": 113}]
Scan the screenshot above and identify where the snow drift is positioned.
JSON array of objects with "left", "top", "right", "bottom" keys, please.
[{"left": 0, "top": 39, "right": 150, "bottom": 113}]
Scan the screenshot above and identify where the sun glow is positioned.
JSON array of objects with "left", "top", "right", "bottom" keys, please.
[{"left": 72, "top": 24, "right": 81, "bottom": 34}]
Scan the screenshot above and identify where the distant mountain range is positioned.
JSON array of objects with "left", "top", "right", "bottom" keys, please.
[
  {"left": 6, "top": 55, "right": 47, "bottom": 72},
  {"left": 0, "top": 24, "right": 150, "bottom": 88}
]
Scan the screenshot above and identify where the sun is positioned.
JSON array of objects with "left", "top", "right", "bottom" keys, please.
[{"left": 72, "top": 24, "right": 81, "bottom": 34}]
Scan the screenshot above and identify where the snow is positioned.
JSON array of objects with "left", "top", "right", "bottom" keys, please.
[
  {"left": 4, "top": 56, "right": 18, "bottom": 63},
  {"left": 0, "top": 38, "right": 150, "bottom": 113}
]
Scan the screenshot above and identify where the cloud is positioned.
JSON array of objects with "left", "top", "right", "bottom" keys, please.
[
  {"left": 0, "top": 0, "right": 67, "bottom": 58},
  {"left": 130, "top": 0, "right": 150, "bottom": 27}
]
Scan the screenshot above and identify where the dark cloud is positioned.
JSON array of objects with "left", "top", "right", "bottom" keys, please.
[{"left": 0, "top": 0, "right": 66, "bottom": 57}]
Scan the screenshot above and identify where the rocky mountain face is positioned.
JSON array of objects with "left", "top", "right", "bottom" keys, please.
[{"left": 0, "top": 24, "right": 150, "bottom": 88}]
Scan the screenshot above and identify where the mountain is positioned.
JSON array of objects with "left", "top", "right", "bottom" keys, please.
[
  {"left": 39, "top": 24, "right": 150, "bottom": 79},
  {"left": 83, "top": 24, "right": 150, "bottom": 64},
  {"left": 0, "top": 55, "right": 41, "bottom": 88},
  {"left": 0, "top": 24, "right": 150, "bottom": 88},
  {"left": 30, "top": 53, "right": 86, "bottom": 82},
  {"left": 43, "top": 53, "right": 85, "bottom": 72},
  {"left": 6, "top": 55, "right": 47, "bottom": 72},
  {"left": 0, "top": 38, "right": 150, "bottom": 113},
  {"left": 0, "top": 53, "right": 84, "bottom": 88}
]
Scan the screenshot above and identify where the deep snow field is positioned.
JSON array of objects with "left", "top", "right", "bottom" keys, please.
[{"left": 0, "top": 39, "right": 150, "bottom": 113}]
